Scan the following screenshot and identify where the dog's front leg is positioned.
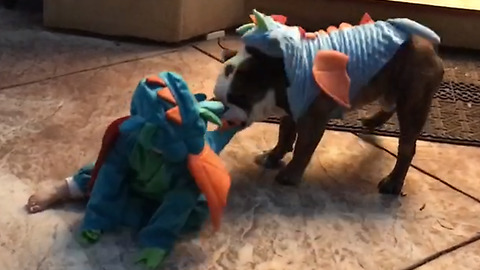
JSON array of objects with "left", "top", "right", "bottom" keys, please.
[
  {"left": 255, "top": 115, "right": 297, "bottom": 169},
  {"left": 275, "top": 100, "right": 333, "bottom": 186}
]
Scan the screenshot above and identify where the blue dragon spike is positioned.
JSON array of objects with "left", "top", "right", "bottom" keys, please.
[{"left": 161, "top": 72, "right": 199, "bottom": 125}]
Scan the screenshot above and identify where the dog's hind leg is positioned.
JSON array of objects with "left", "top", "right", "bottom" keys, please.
[
  {"left": 377, "top": 56, "right": 443, "bottom": 195},
  {"left": 377, "top": 94, "right": 431, "bottom": 194},
  {"left": 255, "top": 115, "right": 297, "bottom": 169}
]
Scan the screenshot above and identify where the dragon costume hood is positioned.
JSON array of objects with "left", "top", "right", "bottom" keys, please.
[{"left": 90, "top": 71, "right": 232, "bottom": 231}]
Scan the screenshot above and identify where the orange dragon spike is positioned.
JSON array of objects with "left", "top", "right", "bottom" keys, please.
[
  {"left": 317, "top": 29, "right": 328, "bottom": 36},
  {"left": 249, "top": 14, "right": 257, "bottom": 24},
  {"left": 360, "top": 13, "right": 374, "bottom": 25},
  {"left": 146, "top": 76, "right": 167, "bottom": 87},
  {"left": 165, "top": 106, "right": 182, "bottom": 125},
  {"left": 271, "top": 15, "right": 287, "bottom": 24},
  {"left": 339, "top": 22, "right": 353, "bottom": 30},
  {"left": 305, "top": 32, "right": 317, "bottom": 40},
  {"left": 157, "top": 87, "right": 177, "bottom": 105},
  {"left": 326, "top": 26, "right": 339, "bottom": 34},
  {"left": 187, "top": 145, "right": 231, "bottom": 231}
]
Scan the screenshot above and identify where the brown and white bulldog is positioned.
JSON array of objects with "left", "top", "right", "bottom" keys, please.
[{"left": 213, "top": 18, "right": 444, "bottom": 196}]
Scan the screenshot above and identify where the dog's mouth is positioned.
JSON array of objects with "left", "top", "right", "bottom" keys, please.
[{"left": 208, "top": 97, "right": 248, "bottom": 127}]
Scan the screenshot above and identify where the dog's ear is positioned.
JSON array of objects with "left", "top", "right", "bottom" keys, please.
[{"left": 221, "top": 49, "right": 238, "bottom": 63}]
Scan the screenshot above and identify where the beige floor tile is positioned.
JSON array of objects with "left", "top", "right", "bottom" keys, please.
[
  {"left": 1, "top": 33, "right": 479, "bottom": 268},
  {"left": 0, "top": 8, "right": 171, "bottom": 89},
  {"left": 189, "top": 125, "right": 480, "bottom": 270},
  {"left": 2, "top": 120, "right": 480, "bottom": 269},
  {"left": 0, "top": 47, "right": 222, "bottom": 184},
  {"left": 417, "top": 240, "right": 480, "bottom": 270},
  {"left": 359, "top": 134, "right": 480, "bottom": 200}
]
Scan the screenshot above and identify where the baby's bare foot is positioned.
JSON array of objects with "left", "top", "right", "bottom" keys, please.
[{"left": 26, "top": 179, "right": 70, "bottom": 213}]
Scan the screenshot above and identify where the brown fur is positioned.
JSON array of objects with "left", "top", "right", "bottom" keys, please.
[{"left": 221, "top": 35, "right": 444, "bottom": 195}]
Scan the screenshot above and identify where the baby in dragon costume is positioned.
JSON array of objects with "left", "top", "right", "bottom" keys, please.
[{"left": 26, "top": 71, "right": 243, "bottom": 269}]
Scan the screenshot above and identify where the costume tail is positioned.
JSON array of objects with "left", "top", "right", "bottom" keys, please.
[
  {"left": 387, "top": 18, "right": 441, "bottom": 44},
  {"left": 187, "top": 145, "right": 231, "bottom": 231}
]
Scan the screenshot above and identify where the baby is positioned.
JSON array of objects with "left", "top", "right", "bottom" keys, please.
[{"left": 25, "top": 71, "right": 243, "bottom": 269}]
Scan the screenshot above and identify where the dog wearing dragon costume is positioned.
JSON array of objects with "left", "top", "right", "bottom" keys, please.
[
  {"left": 214, "top": 10, "right": 444, "bottom": 195},
  {"left": 26, "top": 71, "right": 243, "bottom": 269}
]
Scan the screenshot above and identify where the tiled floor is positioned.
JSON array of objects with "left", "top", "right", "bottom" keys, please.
[{"left": 1, "top": 5, "right": 480, "bottom": 270}]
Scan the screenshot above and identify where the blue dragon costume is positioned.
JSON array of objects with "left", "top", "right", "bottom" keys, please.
[
  {"left": 234, "top": 10, "right": 441, "bottom": 121},
  {"left": 69, "top": 71, "right": 242, "bottom": 269}
]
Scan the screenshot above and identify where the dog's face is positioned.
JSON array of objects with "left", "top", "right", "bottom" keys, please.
[{"left": 213, "top": 46, "right": 289, "bottom": 126}]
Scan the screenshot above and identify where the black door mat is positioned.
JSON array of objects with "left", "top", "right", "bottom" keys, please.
[{"left": 264, "top": 81, "right": 480, "bottom": 147}]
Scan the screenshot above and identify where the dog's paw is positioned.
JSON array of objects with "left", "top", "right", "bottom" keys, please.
[
  {"left": 361, "top": 117, "right": 380, "bottom": 130},
  {"left": 377, "top": 176, "right": 404, "bottom": 195},
  {"left": 275, "top": 169, "right": 302, "bottom": 186},
  {"left": 254, "top": 152, "right": 285, "bottom": 169},
  {"left": 362, "top": 114, "right": 390, "bottom": 130}
]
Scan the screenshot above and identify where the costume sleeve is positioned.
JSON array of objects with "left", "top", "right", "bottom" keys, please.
[
  {"left": 205, "top": 126, "right": 242, "bottom": 154},
  {"left": 81, "top": 135, "right": 133, "bottom": 232},
  {"left": 137, "top": 185, "right": 201, "bottom": 251}
]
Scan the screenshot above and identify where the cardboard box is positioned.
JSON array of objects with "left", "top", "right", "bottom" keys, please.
[{"left": 44, "top": 0, "right": 245, "bottom": 43}]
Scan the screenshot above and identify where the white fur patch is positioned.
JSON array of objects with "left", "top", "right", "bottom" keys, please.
[
  {"left": 213, "top": 72, "right": 230, "bottom": 103},
  {"left": 213, "top": 48, "right": 250, "bottom": 104},
  {"left": 220, "top": 90, "right": 286, "bottom": 125}
]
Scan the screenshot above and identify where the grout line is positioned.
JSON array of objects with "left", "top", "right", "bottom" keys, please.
[
  {"left": 353, "top": 132, "right": 480, "bottom": 204},
  {"left": 192, "top": 45, "right": 223, "bottom": 63},
  {"left": 399, "top": 233, "right": 480, "bottom": 270},
  {"left": 354, "top": 131, "right": 480, "bottom": 269},
  {"left": 0, "top": 48, "right": 182, "bottom": 91}
]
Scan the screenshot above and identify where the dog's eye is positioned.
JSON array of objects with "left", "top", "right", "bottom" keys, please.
[{"left": 224, "top": 64, "right": 235, "bottom": 77}]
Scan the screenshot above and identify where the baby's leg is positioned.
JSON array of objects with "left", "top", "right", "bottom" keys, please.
[{"left": 26, "top": 163, "right": 94, "bottom": 213}]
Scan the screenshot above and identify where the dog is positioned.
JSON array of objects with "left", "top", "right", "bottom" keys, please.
[{"left": 213, "top": 12, "right": 444, "bottom": 195}]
